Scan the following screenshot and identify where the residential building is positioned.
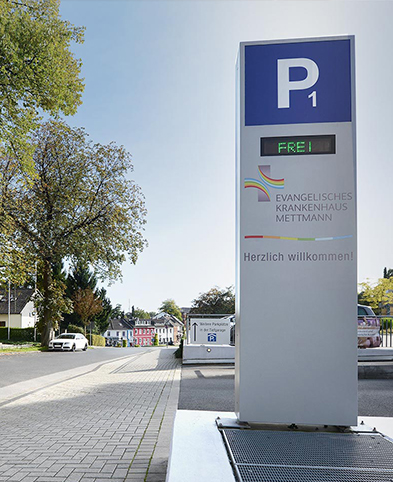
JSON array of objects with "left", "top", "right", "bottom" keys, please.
[
  {"left": 0, "top": 288, "right": 35, "bottom": 328},
  {"left": 104, "top": 318, "right": 134, "bottom": 346},
  {"left": 132, "top": 318, "right": 155, "bottom": 346},
  {"left": 152, "top": 312, "right": 184, "bottom": 344}
]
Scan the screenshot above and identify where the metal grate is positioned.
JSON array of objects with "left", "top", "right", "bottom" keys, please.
[
  {"left": 238, "top": 466, "right": 393, "bottom": 482},
  {"left": 222, "top": 429, "right": 393, "bottom": 482}
]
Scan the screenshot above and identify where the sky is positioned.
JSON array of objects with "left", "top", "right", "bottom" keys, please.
[{"left": 59, "top": 0, "right": 393, "bottom": 312}]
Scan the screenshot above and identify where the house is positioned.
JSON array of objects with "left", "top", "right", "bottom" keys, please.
[
  {"left": 0, "top": 288, "right": 36, "bottom": 328},
  {"left": 132, "top": 318, "right": 155, "bottom": 346},
  {"left": 104, "top": 318, "right": 134, "bottom": 346},
  {"left": 152, "top": 312, "right": 184, "bottom": 344}
]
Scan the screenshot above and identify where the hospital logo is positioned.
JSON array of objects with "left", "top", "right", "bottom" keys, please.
[{"left": 244, "top": 165, "right": 284, "bottom": 202}]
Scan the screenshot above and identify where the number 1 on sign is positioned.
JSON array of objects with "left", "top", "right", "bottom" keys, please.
[{"left": 308, "top": 91, "right": 317, "bottom": 107}]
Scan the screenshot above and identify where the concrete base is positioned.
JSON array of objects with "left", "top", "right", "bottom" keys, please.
[
  {"left": 166, "top": 410, "right": 393, "bottom": 482},
  {"left": 182, "top": 344, "right": 235, "bottom": 364},
  {"left": 358, "top": 347, "right": 393, "bottom": 361},
  {"left": 182, "top": 346, "right": 393, "bottom": 364},
  {"left": 166, "top": 410, "right": 236, "bottom": 482}
]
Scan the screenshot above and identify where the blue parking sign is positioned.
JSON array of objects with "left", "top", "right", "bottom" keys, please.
[{"left": 245, "top": 39, "right": 352, "bottom": 126}]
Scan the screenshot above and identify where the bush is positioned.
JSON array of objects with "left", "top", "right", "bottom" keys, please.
[
  {"left": 88, "top": 334, "right": 105, "bottom": 346},
  {"left": 153, "top": 334, "right": 159, "bottom": 346},
  {"left": 174, "top": 338, "right": 183, "bottom": 359},
  {"left": 67, "top": 324, "right": 84, "bottom": 334},
  {"left": 122, "top": 339, "right": 127, "bottom": 347},
  {"left": 0, "top": 327, "right": 40, "bottom": 342}
]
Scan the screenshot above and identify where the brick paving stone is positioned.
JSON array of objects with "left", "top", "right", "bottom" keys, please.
[
  {"left": 65, "top": 474, "right": 83, "bottom": 482},
  {"left": 0, "top": 348, "right": 180, "bottom": 482}
]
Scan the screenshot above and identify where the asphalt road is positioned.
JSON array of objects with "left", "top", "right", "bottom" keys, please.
[
  {"left": 2, "top": 352, "right": 393, "bottom": 418},
  {"left": 178, "top": 365, "right": 393, "bottom": 417},
  {"left": 0, "top": 346, "right": 153, "bottom": 388}
]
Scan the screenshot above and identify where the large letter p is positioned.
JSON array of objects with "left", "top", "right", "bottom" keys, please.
[{"left": 277, "top": 58, "right": 319, "bottom": 109}]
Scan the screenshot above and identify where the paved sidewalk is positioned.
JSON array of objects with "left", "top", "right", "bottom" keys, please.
[{"left": 0, "top": 348, "right": 181, "bottom": 482}]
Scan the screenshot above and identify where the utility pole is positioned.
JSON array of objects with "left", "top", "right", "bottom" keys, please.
[{"left": 8, "top": 279, "right": 10, "bottom": 341}]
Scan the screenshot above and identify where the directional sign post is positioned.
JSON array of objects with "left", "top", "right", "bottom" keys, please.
[
  {"left": 188, "top": 318, "right": 231, "bottom": 345},
  {"left": 236, "top": 37, "right": 357, "bottom": 425}
]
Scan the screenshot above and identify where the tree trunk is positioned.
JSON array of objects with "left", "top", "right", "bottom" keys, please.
[{"left": 41, "top": 259, "right": 53, "bottom": 347}]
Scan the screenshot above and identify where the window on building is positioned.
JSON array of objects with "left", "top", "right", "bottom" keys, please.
[
  {"left": 123, "top": 331, "right": 126, "bottom": 337},
  {"left": 116, "top": 332, "right": 119, "bottom": 336},
  {"left": 107, "top": 331, "right": 111, "bottom": 336},
  {"left": 143, "top": 328, "right": 146, "bottom": 334}
]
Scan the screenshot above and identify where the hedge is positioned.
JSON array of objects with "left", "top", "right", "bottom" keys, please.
[
  {"left": 87, "top": 333, "right": 105, "bottom": 347},
  {"left": 0, "top": 327, "right": 40, "bottom": 342},
  {"left": 174, "top": 338, "right": 183, "bottom": 358}
]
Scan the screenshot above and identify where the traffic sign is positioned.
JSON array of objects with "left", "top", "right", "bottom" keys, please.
[{"left": 245, "top": 39, "right": 352, "bottom": 126}]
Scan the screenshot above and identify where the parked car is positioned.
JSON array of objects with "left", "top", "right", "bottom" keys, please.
[
  {"left": 358, "top": 304, "right": 381, "bottom": 348},
  {"left": 49, "top": 333, "right": 88, "bottom": 352}
]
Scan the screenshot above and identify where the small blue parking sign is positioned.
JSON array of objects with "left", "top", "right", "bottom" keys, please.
[
  {"left": 207, "top": 333, "right": 217, "bottom": 342},
  {"left": 245, "top": 39, "right": 352, "bottom": 126}
]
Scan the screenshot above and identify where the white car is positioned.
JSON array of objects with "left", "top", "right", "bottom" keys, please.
[{"left": 49, "top": 333, "right": 88, "bottom": 352}]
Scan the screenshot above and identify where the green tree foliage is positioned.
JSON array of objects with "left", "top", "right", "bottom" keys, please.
[
  {"left": 73, "top": 287, "right": 103, "bottom": 333},
  {"left": 33, "top": 277, "right": 73, "bottom": 333},
  {"left": 133, "top": 307, "right": 150, "bottom": 319},
  {"left": 66, "top": 263, "right": 98, "bottom": 298},
  {"left": 359, "top": 278, "right": 393, "bottom": 314},
  {"left": 92, "top": 288, "right": 112, "bottom": 334},
  {"left": 111, "top": 304, "right": 125, "bottom": 320},
  {"left": 0, "top": 121, "right": 147, "bottom": 345},
  {"left": 62, "top": 263, "right": 99, "bottom": 330},
  {"left": 159, "top": 299, "right": 182, "bottom": 321},
  {"left": 190, "top": 286, "right": 235, "bottom": 314},
  {"left": 0, "top": 0, "right": 84, "bottom": 168}
]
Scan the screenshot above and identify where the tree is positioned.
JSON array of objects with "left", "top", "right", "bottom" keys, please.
[
  {"left": 73, "top": 288, "right": 103, "bottom": 334},
  {"left": 190, "top": 286, "right": 235, "bottom": 314},
  {"left": 359, "top": 278, "right": 393, "bottom": 314},
  {"left": 111, "top": 304, "right": 125, "bottom": 320},
  {"left": 133, "top": 307, "right": 150, "bottom": 319},
  {"left": 66, "top": 263, "right": 98, "bottom": 298},
  {"left": 383, "top": 267, "right": 393, "bottom": 279},
  {"left": 92, "top": 288, "right": 112, "bottom": 334},
  {"left": 62, "top": 263, "right": 99, "bottom": 331},
  {"left": 0, "top": 120, "right": 147, "bottom": 345},
  {"left": 159, "top": 299, "right": 182, "bottom": 321},
  {"left": 0, "top": 0, "right": 84, "bottom": 168}
]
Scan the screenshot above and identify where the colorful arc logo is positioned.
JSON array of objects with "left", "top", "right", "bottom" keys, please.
[{"left": 244, "top": 165, "right": 284, "bottom": 202}]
